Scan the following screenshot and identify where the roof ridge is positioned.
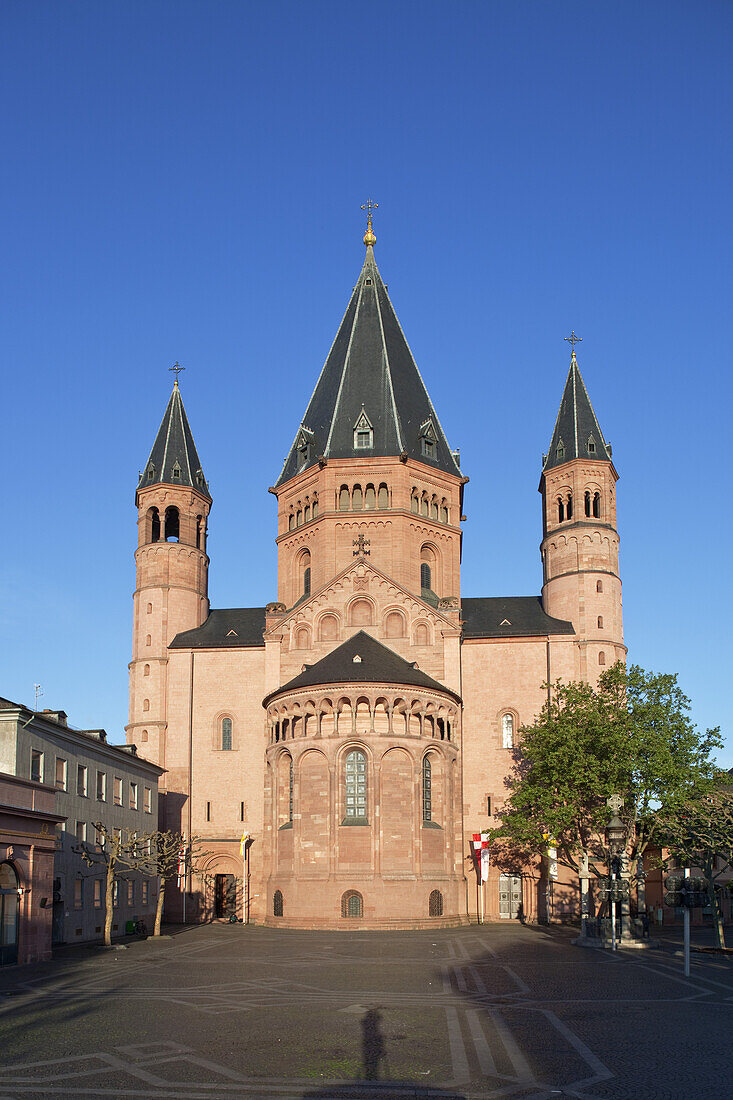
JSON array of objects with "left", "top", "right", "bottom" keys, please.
[{"left": 325, "top": 273, "right": 366, "bottom": 456}]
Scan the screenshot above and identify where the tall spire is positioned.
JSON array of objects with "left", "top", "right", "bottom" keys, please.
[
  {"left": 137, "top": 380, "right": 211, "bottom": 501},
  {"left": 543, "top": 339, "right": 612, "bottom": 471},
  {"left": 275, "top": 237, "right": 460, "bottom": 487}
]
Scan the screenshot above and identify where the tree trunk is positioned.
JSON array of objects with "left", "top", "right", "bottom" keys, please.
[
  {"left": 636, "top": 851, "right": 646, "bottom": 916},
  {"left": 154, "top": 878, "right": 165, "bottom": 937},
  {"left": 579, "top": 849, "right": 590, "bottom": 935},
  {"left": 104, "top": 861, "right": 115, "bottom": 947},
  {"left": 705, "top": 858, "right": 726, "bottom": 949}
]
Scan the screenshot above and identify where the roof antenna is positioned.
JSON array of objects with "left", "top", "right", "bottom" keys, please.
[{"left": 34, "top": 683, "right": 43, "bottom": 711}]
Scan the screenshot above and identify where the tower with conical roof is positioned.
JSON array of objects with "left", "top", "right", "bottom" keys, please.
[
  {"left": 539, "top": 339, "right": 625, "bottom": 680},
  {"left": 271, "top": 211, "right": 466, "bottom": 610},
  {"left": 127, "top": 377, "right": 212, "bottom": 761}
]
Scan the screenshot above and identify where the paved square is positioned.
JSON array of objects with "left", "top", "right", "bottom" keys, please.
[{"left": 0, "top": 923, "right": 731, "bottom": 1098}]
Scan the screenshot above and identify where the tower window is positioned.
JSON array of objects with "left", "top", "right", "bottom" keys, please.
[
  {"left": 221, "top": 718, "right": 232, "bottom": 751},
  {"left": 420, "top": 562, "right": 432, "bottom": 591},
  {"left": 378, "top": 484, "right": 389, "bottom": 509},
  {"left": 273, "top": 890, "right": 284, "bottom": 917},
  {"left": 303, "top": 566, "right": 311, "bottom": 597},
  {"left": 556, "top": 440, "right": 565, "bottom": 460},
  {"left": 353, "top": 408, "right": 373, "bottom": 450},
  {"left": 421, "top": 438, "right": 435, "bottom": 459},
  {"left": 344, "top": 750, "right": 367, "bottom": 822},
  {"left": 502, "top": 713, "right": 514, "bottom": 749},
  {"left": 593, "top": 492, "right": 601, "bottom": 519},
  {"left": 148, "top": 507, "right": 160, "bottom": 543},
  {"left": 566, "top": 493, "right": 573, "bottom": 520},
  {"left": 597, "top": 615, "right": 604, "bottom": 629},
  {"left": 557, "top": 498, "right": 565, "bottom": 523},
  {"left": 342, "top": 891, "right": 363, "bottom": 918},
  {"left": 164, "top": 506, "right": 179, "bottom": 542},
  {"left": 588, "top": 437, "right": 596, "bottom": 455},
  {"left": 585, "top": 491, "right": 591, "bottom": 517},
  {"left": 147, "top": 464, "right": 155, "bottom": 481},
  {"left": 339, "top": 486, "right": 350, "bottom": 511},
  {"left": 172, "top": 462, "right": 181, "bottom": 480},
  {"left": 355, "top": 430, "right": 372, "bottom": 449},
  {"left": 596, "top": 580, "right": 603, "bottom": 593},
  {"left": 598, "top": 652, "right": 606, "bottom": 666}
]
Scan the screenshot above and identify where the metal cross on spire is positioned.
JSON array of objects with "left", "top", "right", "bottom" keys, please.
[
  {"left": 361, "top": 198, "right": 378, "bottom": 246},
  {"left": 169, "top": 362, "right": 185, "bottom": 386},
  {"left": 564, "top": 331, "right": 582, "bottom": 359}
]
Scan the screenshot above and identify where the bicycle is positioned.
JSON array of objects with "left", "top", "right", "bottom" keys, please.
[{"left": 134, "top": 919, "right": 148, "bottom": 936}]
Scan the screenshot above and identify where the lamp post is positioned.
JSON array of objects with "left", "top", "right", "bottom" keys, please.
[{"left": 605, "top": 794, "right": 626, "bottom": 951}]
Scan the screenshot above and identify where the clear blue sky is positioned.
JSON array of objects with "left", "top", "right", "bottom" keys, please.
[{"left": 1, "top": 1, "right": 731, "bottom": 765}]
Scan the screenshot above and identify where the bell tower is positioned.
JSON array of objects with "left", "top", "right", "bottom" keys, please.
[
  {"left": 127, "top": 373, "right": 212, "bottom": 763},
  {"left": 539, "top": 336, "right": 625, "bottom": 682}
]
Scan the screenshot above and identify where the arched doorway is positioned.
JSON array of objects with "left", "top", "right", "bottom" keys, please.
[{"left": 0, "top": 862, "right": 20, "bottom": 966}]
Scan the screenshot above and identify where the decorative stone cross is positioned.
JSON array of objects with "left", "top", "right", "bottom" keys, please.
[
  {"left": 353, "top": 533, "right": 371, "bottom": 556},
  {"left": 606, "top": 793, "right": 624, "bottom": 814}
]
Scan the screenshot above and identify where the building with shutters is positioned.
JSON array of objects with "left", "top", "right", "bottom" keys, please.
[{"left": 128, "top": 213, "right": 625, "bottom": 927}]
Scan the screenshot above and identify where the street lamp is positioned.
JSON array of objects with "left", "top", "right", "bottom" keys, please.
[{"left": 604, "top": 794, "right": 627, "bottom": 950}]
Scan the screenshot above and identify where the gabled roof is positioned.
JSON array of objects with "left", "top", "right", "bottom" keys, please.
[
  {"left": 275, "top": 245, "right": 461, "bottom": 487},
  {"left": 137, "top": 383, "right": 211, "bottom": 500},
  {"left": 543, "top": 353, "right": 612, "bottom": 472},
  {"left": 169, "top": 607, "right": 266, "bottom": 649},
  {"left": 461, "top": 597, "right": 574, "bottom": 639},
  {"left": 264, "top": 631, "right": 460, "bottom": 705}
]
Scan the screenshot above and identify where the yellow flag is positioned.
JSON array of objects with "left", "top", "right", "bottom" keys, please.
[{"left": 240, "top": 832, "right": 250, "bottom": 855}]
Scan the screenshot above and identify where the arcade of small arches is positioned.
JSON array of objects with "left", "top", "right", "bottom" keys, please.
[
  {"left": 556, "top": 488, "right": 603, "bottom": 524},
  {"left": 144, "top": 504, "right": 206, "bottom": 549},
  {"left": 267, "top": 690, "right": 459, "bottom": 744},
  {"left": 291, "top": 603, "right": 435, "bottom": 649},
  {"left": 288, "top": 493, "right": 319, "bottom": 530},
  {"left": 411, "top": 489, "right": 450, "bottom": 524},
  {"left": 337, "top": 482, "right": 390, "bottom": 512}
]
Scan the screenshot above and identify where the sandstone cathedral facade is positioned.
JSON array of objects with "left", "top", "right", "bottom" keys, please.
[{"left": 127, "top": 216, "right": 625, "bottom": 927}]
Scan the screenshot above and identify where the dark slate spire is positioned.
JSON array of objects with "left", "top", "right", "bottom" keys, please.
[
  {"left": 137, "top": 382, "right": 211, "bottom": 499},
  {"left": 543, "top": 350, "right": 612, "bottom": 471},
  {"left": 275, "top": 241, "right": 461, "bottom": 487}
]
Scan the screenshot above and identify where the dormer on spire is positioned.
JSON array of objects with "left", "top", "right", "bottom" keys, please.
[{"left": 137, "top": 380, "right": 211, "bottom": 503}]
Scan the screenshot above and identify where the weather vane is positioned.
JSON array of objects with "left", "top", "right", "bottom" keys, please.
[
  {"left": 564, "top": 331, "right": 582, "bottom": 358},
  {"left": 361, "top": 198, "right": 378, "bottom": 247},
  {"left": 169, "top": 362, "right": 185, "bottom": 386}
]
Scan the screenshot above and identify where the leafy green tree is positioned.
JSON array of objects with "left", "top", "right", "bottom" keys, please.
[
  {"left": 491, "top": 663, "right": 721, "bottom": 929},
  {"left": 656, "top": 780, "right": 733, "bottom": 948}
]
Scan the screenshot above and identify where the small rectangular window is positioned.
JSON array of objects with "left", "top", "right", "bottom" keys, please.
[
  {"left": 113, "top": 777, "right": 123, "bottom": 806},
  {"left": 55, "top": 757, "right": 67, "bottom": 790},
  {"left": 240, "top": 801, "right": 245, "bottom": 822},
  {"left": 77, "top": 764, "right": 88, "bottom": 797},
  {"left": 127, "top": 881, "right": 134, "bottom": 906},
  {"left": 96, "top": 771, "right": 106, "bottom": 801},
  {"left": 93, "top": 879, "right": 102, "bottom": 909},
  {"left": 142, "top": 881, "right": 149, "bottom": 905},
  {"left": 144, "top": 787, "right": 152, "bottom": 814},
  {"left": 421, "top": 438, "right": 435, "bottom": 458},
  {"left": 487, "top": 796, "right": 492, "bottom": 817},
  {"left": 129, "top": 782, "right": 138, "bottom": 810},
  {"left": 206, "top": 801, "right": 211, "bottom": 822},
  {"left": 355, "top": 429, "right": 371, "bottom": 448},
  {"left": 76, "top": 820, "right": 87, "bottom": 844},
  {"left": 30, "top": 749, "right": 43, "bottom": 783},
  {"left": 74, "top": 879, "right": 83, "bottom": 909}
]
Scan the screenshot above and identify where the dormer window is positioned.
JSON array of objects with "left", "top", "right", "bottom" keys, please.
[
  {"left": 295, "top": 426, "right": 314, "bottom": 468},
  {"left": 147, "top": 464, "right": 155, "bottom": 481},
  {"left": 587, "top": 435, "right": 596, "bottom": 455},
  {"left": 419, "top": 418, "right": 437, "bottom": 460},
  {"left": 556, "top": 438, "right": 565, "bottom": 461},
  {"left": 353, "top": 407, "right": 373, "bottom": 450},
  {"left": 172, "top": 462, "right": 181, "bottom": 480}
]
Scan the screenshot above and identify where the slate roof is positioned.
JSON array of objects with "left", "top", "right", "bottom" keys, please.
[
  {"left": 543, "top": 353, "right": 612, "bottom": 472},
  {"left": 275, "top": 245, "right": 461, "bottom": 487},
  {"left": 169, "top": 608, "right": 266, "bottom": 649},
  {"left": 264, "top": 631, "right": 461, "bottom": 705},
  {"left": 461, "top": 597, "right": 574, "bottom": 638},
  {"left": 137, "top": 383, "right": 211, "bottom": 501}
]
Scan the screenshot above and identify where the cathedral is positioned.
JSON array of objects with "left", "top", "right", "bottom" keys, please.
[{"left": 127, "top": 213, "right": 625, "bottom": 927}]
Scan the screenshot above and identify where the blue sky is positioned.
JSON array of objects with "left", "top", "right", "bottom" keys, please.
[{"left": 1, "top": 1, "right": 731, "bottom": 765}]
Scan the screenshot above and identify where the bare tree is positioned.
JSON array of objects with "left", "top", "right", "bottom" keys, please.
[
  {"left": 78, "top": 823, "right": 154, "bottom": 946},
  {"left": 134, "top": 831, "right": 207, "bottom": 936}
]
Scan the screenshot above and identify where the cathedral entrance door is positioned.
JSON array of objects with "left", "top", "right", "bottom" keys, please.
[
  {"left": 498, "top": 874, "right": 522, "bottom": 919},
  {"left": 214, "top": 873, "right": 236, "bottom": 919}
]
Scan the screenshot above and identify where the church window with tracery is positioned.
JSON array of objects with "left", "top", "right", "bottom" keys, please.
[
  {"left": 422, "top": 756, "right": 432, "bottom": 822},
  {"left": 344, "top": 750, "right": 367, "bottom": 822},
  {"left": 221, "top": 718, "right": 232, "bottom": 751}
]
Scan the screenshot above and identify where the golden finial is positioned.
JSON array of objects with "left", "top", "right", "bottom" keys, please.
[{"left": 361, "top": 198, "right": 378, "bottom": 246}]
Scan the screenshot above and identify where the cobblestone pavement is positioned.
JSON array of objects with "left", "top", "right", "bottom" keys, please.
[{"left": 0, "top": 922, "right": 731, "bottom": 1099}]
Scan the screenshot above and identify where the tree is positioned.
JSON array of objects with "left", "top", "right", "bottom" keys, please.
[
  {"left": 134, "top": 831, "right": 206, "bottom": 935},
  {"left": 492, "top": 663, "right": 722, "bottom": 930},
  {"left": 656, "top": 779, "right": 733, "bottom": 948},
  {"left": 79, "top": 823, "right": 154, "bottom": 946}
]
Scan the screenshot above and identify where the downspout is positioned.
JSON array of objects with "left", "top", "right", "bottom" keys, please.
[{"left": 186, "top": 651, "right": 195, "bottom": 918}]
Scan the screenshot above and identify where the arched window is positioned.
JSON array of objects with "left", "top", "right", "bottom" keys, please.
[
  {"left": 431, "top": 500, "right": 439, "bottom": 520},
  {"left": 141, "top": 729, "right": 148, "bottom": 742},
  {"left": 585, "top": 491, "right": 591, "bottom": 517},
  {"left": 0, "top": 862, "right": 20, "bottom": 964},
  {"left": 143, "top": 698, "right": 150, "bottom": 712},
  {"left": 339, "top": 486, "right": 350, "bottom": 511},
  {"left": 421, "top": 496, "right": 429, "bottom": 517},
  {"left": 429, "top": 889, "right": 444, "bottom": 917},
  {"left": 352, "top": 485, "right": 363, "bottom": 511},
  {"left": 296, "top": 508, "right": 302, "bottom": 526},
  {"left": 420, "top": 563, "right": 431, "bottom": 590},
  {"left": 304, "top": 503, "right": 311, "bottom": 523},
  {"left": 344, "top": 750, "right": 367, "bottom": 821},
  {"left": 312, "top": 496, "right": 318, "bottom": 518},
  {"left": 598, "top": 652, "right": 606, "bottom": 666},
  {"left": 596, "top": 579, "right": 603, "bottom": 593},
  {"left": 364, "top": 485, "right": 376, "bottom": 510},
  {"left": 566, "top": 493, "right": 573, "bottom": 520},
  {"left": 318, "top": 613, "right": 339, "bottom": 642},
  {"left": 593, "top": 492, "right": 601, "bottom": 519},
  {"left": 288, "top": 513, "right": 295, "bottom": 530},
  {"left": 221, "top": 718, "right": 232, "bottom": 751},
  {"left": 414, "top": 622, "right": 429, "bottom": 646},
  {"left": 378, "top": 484, "right": 389, "bottom": 509},
  {"left": 411, "top": 492, "right": 419, "bottom": 513},
  {"left": 597, "top": 615, "right": 604, "bottom": 629},
  {"left": 148, "top": 507, "right": 160, "bottom": 544},
  {"left": 440, "top": 504, "right": 449, "bottom": 524},
  {"left": 143, "top": 664, "right": 150, "bottom": 676},
  {"left": 273, "top": 890, "right": 283, "bottom": 917},
  {"left": 385, "top": 610, "right": 405, "bottom": 638},
  {"left": 299, "top": 549, "right": 312, "bottom": 597},
  {"left": 342, "top": 891, "right": 363, "bottom": 918},
  {"left": 422, "top": 756, "right": 432, "bottom": 822},
  {"left": 164, "top": 506, "right": 179, "bottom": 542},
  {"left": 303, "top": 567, "right": 311, "bottom": 596},
  {"left": 557, "top": 498, "right": 565, "bottom": 522},
  {"left": 502, "top": 714, "right": 514, "bottom": 749}
]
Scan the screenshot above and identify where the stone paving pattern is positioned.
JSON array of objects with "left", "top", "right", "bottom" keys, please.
[{"left": 0, "top": 922, "right": 730, "bottom": 1099}]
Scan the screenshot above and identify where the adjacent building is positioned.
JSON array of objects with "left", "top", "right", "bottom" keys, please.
[{"left": 0, "top": 699, "right": 164, "bottom": 948}]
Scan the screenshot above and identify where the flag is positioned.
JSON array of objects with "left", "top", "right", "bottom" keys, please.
[{"left": 240, "top": 832, "right": 250, "bottom": 855}]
